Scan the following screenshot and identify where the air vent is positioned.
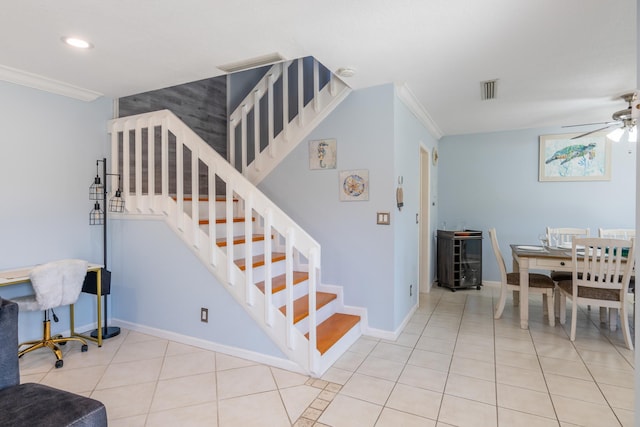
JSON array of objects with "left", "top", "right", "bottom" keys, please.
[{"left": 481, "top": 79, "right": 498, "bottom": 100}]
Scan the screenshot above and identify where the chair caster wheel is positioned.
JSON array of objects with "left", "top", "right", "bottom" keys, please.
[
  {"left": 81, "top": 344, "right": 88, "bottom": 352},
  {"left": 476, "top": 286, "right": 482, "bottom": 290},
  {"left": 55, "top": 360, "right": 63, "bottom": 369}
]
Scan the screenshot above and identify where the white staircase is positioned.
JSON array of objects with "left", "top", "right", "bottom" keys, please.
[
  {"left": 229, "top": 56, "right": 351, "bottom": 184},
  {"left": 108, "top": 109, "right": 362, "bottom": 376}
]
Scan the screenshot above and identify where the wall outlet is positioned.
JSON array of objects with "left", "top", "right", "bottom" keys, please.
[
  {"left": 410, "top": 284, "right": 413, "bottom": 296},
  {"left": 200, "top": 307, "right": 208, "bottom": 323}
]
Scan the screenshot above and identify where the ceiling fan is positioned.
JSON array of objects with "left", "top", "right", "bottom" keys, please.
[{"left": 564, "top": 92, "right": 638, "bottom": 142}]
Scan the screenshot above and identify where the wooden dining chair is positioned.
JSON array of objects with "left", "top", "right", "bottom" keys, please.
[
  {"left": 557, "top": 237, "right": 636, "bottom": 350},
  {"left": 598, "top": 228, "right": 636, "bottom": 328},
  {"left": 488, "top": 228, "right": 556, "bottom": 325},
  {"left": 545, "top": 227, "right": 590, "bottom": 284}
]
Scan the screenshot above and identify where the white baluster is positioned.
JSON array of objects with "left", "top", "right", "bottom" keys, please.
[
  {"left": 191, "top": 145, "right": 199, "bottom": 249},
  {"left": 253, "top": 90, "right": 260, "bottom": 172},
  {"left": 241, "top": 105, "right": 248, "bottom": 175},
  {"left": 264, "top": 208, "right": 273, "bottom": 326},
  {"left": 208, "top": 160, "right": 217, "bottom": 267},
  {"left": 313, "top": 58, "right": 320, "bottom": 113},
  {"left": 297, "top": 58, "right": 304, "bottom": 127},
  {"left": 285, "top": 228, "right": 295, "bottom": 350},
  {"left": 267, "top": 74, "right": 275, "bottom": 159},
  {"left": 245, "top": 193, "right": 254, "bottom": 306},
  {"left": 282, "top": 62, "right": 289, "bottom": 143}
]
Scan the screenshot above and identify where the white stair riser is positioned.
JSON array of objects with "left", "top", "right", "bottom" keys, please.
[
  {"left": 247, "top": 260, "right": 286, "bottom": 283},
  {"left": 269, "top": 280, "right": 310, "bottom": 308},
  {"left": 199, "top": 221, "right": 247, "bottom": 237},
  {"left": 293, "top": 299, "right": 336, "bottom": 335},
  {"left": 218, "top": 240, "right": 268, "bottom": 260}
]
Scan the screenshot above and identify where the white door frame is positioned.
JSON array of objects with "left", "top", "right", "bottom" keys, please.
[{"left": 419, "top": 144, "right": 431, "bottom": 293}]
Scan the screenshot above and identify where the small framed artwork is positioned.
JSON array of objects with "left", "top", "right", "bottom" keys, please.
[
  {"left": 539, "top": 132, "right": 611, "bottom": 182},
  {"left": 339, "top": 169, "right": 369, "bottom": 201},
  {"left": 309, "top": 138, "right": 337, "bottom": 169}
]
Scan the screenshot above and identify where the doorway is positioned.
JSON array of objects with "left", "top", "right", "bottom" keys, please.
[{"left": 419, "top": 145, "right": 431, "bottom": 293}]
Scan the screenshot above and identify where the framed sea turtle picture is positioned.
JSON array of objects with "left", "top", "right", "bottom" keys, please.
[{"left": 539, "top": 132, "right": 611, "bottom": 182}]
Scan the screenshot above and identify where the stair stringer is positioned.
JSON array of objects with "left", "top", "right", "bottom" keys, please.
[{"left": 109, "top": 109, "right": 362, "bottom": 376}]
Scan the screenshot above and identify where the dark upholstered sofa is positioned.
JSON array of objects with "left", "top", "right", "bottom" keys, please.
[{"left": 0, "top": 298, "right": 107, "bottom": 426}]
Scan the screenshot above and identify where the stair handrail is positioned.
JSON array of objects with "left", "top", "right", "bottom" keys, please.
[{"left": 108, "top": 109, "right": 322, "bottom": 373}]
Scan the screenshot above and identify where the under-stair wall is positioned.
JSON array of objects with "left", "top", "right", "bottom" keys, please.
[{"left": 108, "top": 109, "right": 362, "bottom": 376}]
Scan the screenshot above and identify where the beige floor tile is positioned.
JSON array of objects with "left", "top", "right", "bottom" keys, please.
[
  {"left": 164, "top": 341, "right": 202, "bottom": 356},
  {"left": 497, "top": 383, "right": 555, "bottom": 419},
  {"left": 340, "top": 372, "right": 395, "bottom": 405},
  {"left": 407, "top": 348, "right": 452, "bottom": 372},
  {"left": 215, "top": 352, "right": 256, "bottom": 371},
  {"left": 445, "top": 373, "right": 496, "bottom": 405},
  {"left": 271, "top": 367, "right": 309, "bottom": 389},
  {"left": 587, "top": 364, "right": 635, "bottom": 388},
  {"left": 599, "top": 383, "right": 635, "bottom": 411},
  {"left": 453, "top": 342, "right": 495, "bottom": 364},
  {"left": 150, "top": 372, "right": 217, "bottom": 412},
  {"left": 496, "top": 363, "right": 547, "bottom": 392},
  {"left": 216, "top": 365, "right": 276, "bottom": 400},
  {"left": 375, "top": 407, "right": 436, "bottom": 427},
  {"left": 356, "top": 355, "right": 405, "bottom": 381},
  {"left": 279, "top": 384, "right": 321, "bottom": 422},
  {"left": 370, "top": 341, "right": 413, "bottom": 362},
  {"left": 385, "top": 383, "right": 442, "bottom": 419},
  {"left": 218, "top": 390, "right": 291, "bottom": 426},
  {"left": 398, "top": 363, "right": 448, "bottom": 392},
  {"left": 90, "top": 382, "right": 155, "bottom": 420},
  {"left": 552, "top": 394, "right": 621, "bottom": 426},
  {"left": 107, "top": 414, "right": 147, "bottom": 427},
  {"left": 39, "top": 364, "right": 106, "bottom": 394},
  {"left": 495, "top": 336, "right": 536, "bottom": 354},
  {"left": 317, "top": 394, "right": 382, "bottom": 427},
  {"left": 415, "top": 335, "right": 456, "bottom": 354},
  {"left": 421, "top": 325, "right": 458, "bottom": 341},
  {"left": 534, "top": 341, "right": 581, "bottom": 361},
  {"left": 146, "top": 402, "right": 217, "bottom": 427},
  {"left": 495, "top": 347, "right": 542, "bottom": 371},
  {"left": 497, "top": 407, "right": 560, "bottom": 427},
  {"left": 438, "top": 394, "right": 497, "bottom": 427},
  {"left": 96, "top": 357, "right": 163, "bottom": 389},
  {"left": 449, "top": 355, "right": 495, "bottom": 382},
  {"left": 578, "top": 349, "right": 633, "bottom": 369},
  {"left": 111, "top": 339, "right": 168, "bottom": 364},
  {"left": 332, "top": 350, "right": 367, "bottom": 372},
  {"left": 544, "top": 373, "right": 607, "bottom": 404},
  {"left": 538, "top": 356, "right": 592, "bottom": 381},
  {"left": 61, "top": 343, "right": 119, "bottom": 368},
  {"left": 613, "top": 407, "right": 635, "bottom": 427},
  {"left": 159, "top": 349, "right": 216, "bottom": 380},
  {"left": 320, "top": 366, "right": 353, "bottom": 385},
  {"left": 348, "top": 337, "right": 379, "bottom": 354},
  {"left": 388, "top": 331, "right": 421, "bottom": 348}
]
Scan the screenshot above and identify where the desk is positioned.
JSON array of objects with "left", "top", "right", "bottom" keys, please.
[
  {"left": 0, "top": 264, "right": 105, "bottom": 346},
  {"left": 511, "top": 245, "right": 577, "bottom": 329}
]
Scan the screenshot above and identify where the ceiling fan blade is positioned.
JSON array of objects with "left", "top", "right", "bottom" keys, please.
[
  {"left": 570, "top": 124, "right": 619, "bottom": 139},
  {"left": 563, "top": 121, "right": 618, "bottom": 128}
]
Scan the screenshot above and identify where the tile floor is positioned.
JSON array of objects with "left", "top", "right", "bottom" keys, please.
[{"left": 18, "top": 286, "right": 635, "bottom": 426}]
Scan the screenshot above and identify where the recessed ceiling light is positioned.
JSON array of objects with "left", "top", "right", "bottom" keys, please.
[{"left": 62, "top": 37, "right": 93, "bottom": 49}]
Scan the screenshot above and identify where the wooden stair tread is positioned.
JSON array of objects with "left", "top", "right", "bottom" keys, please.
[
  {"left": 216, "top": 234, "right": 266, "bottom": 247},
  {"left": 171, "top": 196, "right": 237, "bottom": 202},
  {"left": 198, "top": 217, "right": 254, "bottom": 225},
  {"left": 279, "top": 292, "right": 337, "bottom": 323},
  {"left": 256, "top": 272, "right": 308, "bottom": 294},
  {"left": 306, "top": 313, "right": 360, "bottom": 355},
  {"left": 235, "top": 253, "right": 286, "bottom": 270}
]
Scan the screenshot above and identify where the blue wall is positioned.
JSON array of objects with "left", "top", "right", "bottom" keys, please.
[
  {"left": 0, "top": 81, "right": 113, "bottom": 342},
  {"left": 438, "top": 127, "right": 636, "bottom": 283}
]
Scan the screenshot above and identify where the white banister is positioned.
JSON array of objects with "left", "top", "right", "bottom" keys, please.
[{"left": 297, "top": 58, "right": 304, "bottom": 127}]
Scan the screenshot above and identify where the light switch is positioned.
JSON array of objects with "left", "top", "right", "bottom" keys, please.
[{"left": 377, "top": 212, "right": 390, "bottom": 225}]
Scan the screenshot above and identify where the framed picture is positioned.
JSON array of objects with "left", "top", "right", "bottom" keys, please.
[
  {"left": 309, "top": 138, "right": 337, "bottom": 169},
  {"left": 339, "top": 169, "right": 369, "bottom": 201},
  {"left": 539, "top": 132, "right": 611, "bottom": 182}
]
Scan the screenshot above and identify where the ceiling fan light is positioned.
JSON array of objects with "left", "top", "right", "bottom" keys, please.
[{"left": 607, "top": 127, "right": 624, "bottom": 142}]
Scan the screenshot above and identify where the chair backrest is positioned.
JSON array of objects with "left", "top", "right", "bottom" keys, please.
[
  {"left": 488, "top": 228, "right": 508, "bottom": 285},
  {"left": 546, "top": 227, "right": 590, "bottom": 247},
  {"left": 598, "top": 228, "right": 636, "bottom": 239},
  {"left": 572, "top": 237, "right": 635, "bottom": 293},
  {"left": 29, "top": 259, "right": 88, "bottom": 310}
]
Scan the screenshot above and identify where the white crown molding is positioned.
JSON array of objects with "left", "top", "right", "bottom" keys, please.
[
  {"left": 395, "top": 83, "right": 443, "bottom": 141},
  {"left": 0, "top": 64, "right": 103, "bottom": 102}
]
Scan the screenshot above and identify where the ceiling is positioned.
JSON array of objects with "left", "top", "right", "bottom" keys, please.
[{"left": 0, "top": 0, "right": 636, "bottom": 138}]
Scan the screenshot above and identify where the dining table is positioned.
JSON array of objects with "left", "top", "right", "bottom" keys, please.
[{"left": 510, "top": 244, "right": 577, "bottom": 329}]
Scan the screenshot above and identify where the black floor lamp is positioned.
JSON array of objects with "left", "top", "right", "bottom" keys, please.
[{"left": 87, "top": 157, "right": 124, "bottom": 339}]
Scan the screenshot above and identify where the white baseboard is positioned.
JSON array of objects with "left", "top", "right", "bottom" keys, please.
[
  {"left": 111, "top": 318, "right": 306, "bottom": 374},
  {"left": 362, "top": 303, "right": 418, "bottom": 341}
]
